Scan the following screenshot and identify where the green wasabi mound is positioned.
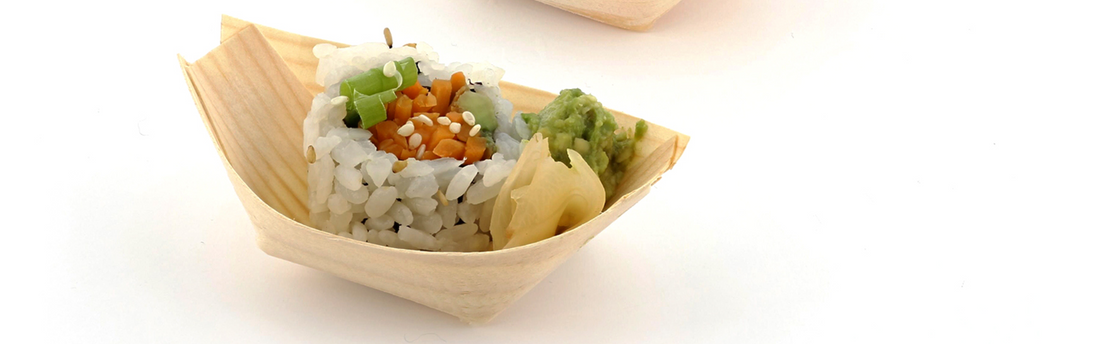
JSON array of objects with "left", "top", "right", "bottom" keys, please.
[{"left": 522, "top": 89, "right": 647, "bottom": 198}]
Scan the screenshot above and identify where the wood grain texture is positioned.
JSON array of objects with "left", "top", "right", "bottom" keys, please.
[
  {"left": 178, "top": 17, "right": 689, "bottom": 324},
  {"left": 221, "top": 15, "right": 341, "bottom": 96},
  {"left": 533, "top": 0, "right": 684, "bottom": 31},
  {"left": 188, "top": 25, "right": 313, "bottom": 224}
]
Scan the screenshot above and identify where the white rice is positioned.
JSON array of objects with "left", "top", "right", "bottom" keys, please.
[{"left": 303, "top": 42, "right": 529, "bottom": 252}]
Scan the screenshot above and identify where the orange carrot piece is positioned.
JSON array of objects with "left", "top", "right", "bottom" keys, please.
[
  {"left": 378, "top": 139, "right": 401, "bottom": 155},
  {"left": 385, "top": 98, "right": 396, "bottom": 121},
  {"left": 411, "top": 94, "right": 426, "bottom": 113},
  {"left": 373, "top": 121, "right": 399, "bottom": 142},
  {"left": 431, "top": 79, "right": 452, "bottom": 114},
  {"left": 449, "top": 72, "right": 466, "bottom": 99},
  {"left": 411, "top": 93, "right": 438, "bottom": 113},
  {"left": 399, "top": 149, "right": 416, "bottom": 160},
  {"left": 394, "top": 134, "right": 409, "bottom": 150},
  {"left": 393, "top": 95, "right": 413, "bottom": 125},
  {"left": 464, "top": 136, "right": 486, "bottom": 164},
  {"left": 432, "top": 139, "right": 465, "bottom": 159},
  {"left": 456, "top": 123, "right": 473, "bottom": 142},
  {"left": 401, "top": 81, "right": 423, "bottom": 99},
  {"left": 421, "top": 151, "right": 439, "bottom": 160},
  {"left": 445, "top": 112, "right": 463, "bottom": 123},
  {"left": 428, "top": 125, "right": 456, "bottom": 150}
]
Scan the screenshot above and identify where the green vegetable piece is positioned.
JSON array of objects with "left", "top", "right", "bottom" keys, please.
[
  {"left": 522, "top": 88, "right": 647, "bottom": 198},
  {"left": 394, "top": 57, "right": 418, "bottom": 90},
  {"left": 454, "top": 91, "right": 498, "bottom": 132},
  {"left": 375, "top": 89, "right": 398, "bottom": 104},
  {"left": 339, "top": 69, "right": 391, "bottom": 117},
  {"left": 352, "top": 90, "right": 396, "bottom": 129},
  {"left": 342, "top": 91, "right": 360, "bottom": 126},
  {"left": 339, "top": 58, "right": 419, "bottom": 118},
  {"left": 634, "top": 120, "right": 648, "bottom": 140},
  {"left": 521, "top": 112, "right": 539, "bottom": 131},
  {"left": 341, "top": 69, "right": 399, "bottom": 99},
  {"left": 340, "top": 58, "right": 418, "bottom": 98}
]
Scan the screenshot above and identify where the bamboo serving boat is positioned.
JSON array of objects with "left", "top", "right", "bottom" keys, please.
[{"left": 177, "top": 16, "right": 688, "bottom": 324}]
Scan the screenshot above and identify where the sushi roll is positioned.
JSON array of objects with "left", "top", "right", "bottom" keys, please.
[
  {"left": 302, "top": 33, "right": 646, "bottom": 252},
  {"left": 303, "top": 38, "right": 526, "bottom": 252}
]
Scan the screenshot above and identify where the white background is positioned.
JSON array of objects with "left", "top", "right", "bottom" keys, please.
[{"left": 2, "top": 0, "right": 1098, "bottom": 342}]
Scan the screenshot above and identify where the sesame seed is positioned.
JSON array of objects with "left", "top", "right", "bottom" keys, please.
[
  {"left": 397, "top": 122, "right": 415, "bottom": 136},
  {"left": 415, "top": 114, "right": 432, "bottom": 125},
  {"left": 330, "top": 96, "right": 348, "bottom": 105},
  {"left": 408, "top": 133, "right": 422, "bottom": 148},
  {"left": 469, "top": 124, "right": 481, "bottom": 136},
  {"left": 382, "top": 61, "right": 397, "bottom": 77},
  {"left": 416, "top": 144, "right": 426, "bottom": 159},
  {"left": 437, "top": 117, "right": 452, "bottom": 126},
  {"left": 462, "top": 111, "right": 476, "bottom": 126},
  {"left": 449, "top": 122, "right": 461, "bottom": 134}
]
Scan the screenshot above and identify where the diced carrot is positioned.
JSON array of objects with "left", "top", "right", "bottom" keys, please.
[
  {"left": 456, "top": 123, "right": 472, "bottom": 142},
  {"left": 401, "top": 81, "right": 423, "bottom": 99},
  {"left": 419, "top": 87, "right": 429, "bottom": 96},
  {"left": 433, "top": 139, "right": 465, "bottom": 159},
  {"left": 431, "top": 79, "right": 453, "bottom": 114},
  {"left": 464, "top": 136, "right": 486, "bottom": 164},
  {"left": 393, "top": 95, "right": 413, "bottom": 125},
  {"left": 413, "top": 126, "right": 432, "bottom": 143},
  {"left": 429, "top": 125, "right": 456, "bottom": 150},
  {"left": 411, "top": 93, "right": 438, "bottom": 113},
  {"left": 412, "top": 123, "right": 431, "bottom": 134},
  {"left": 399, "top": 149, "right": 416, "bottom": 160},
  {"left": 378, "top": 139, "right": 401, "bottom": 155},
  {"left": 373, "top": 121, "right": 399, "bottom": 142},
  {"left": 421, "top": 151, "right": 439, "bottom": 160},
  {"left": 445, "top": 111, "right": 463, "bottom": 123},
  {"left": 449, "top": 72, "right": 465, "bottom": 100},
  {"left": 385, "top": 98, "right": 395, "bottom": 120},
  {"left": 394, "top": 134, "right": 409, "bottom": 150},
  {"left": 411, "top": 94, "right": 426, "bottom": 112}
]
